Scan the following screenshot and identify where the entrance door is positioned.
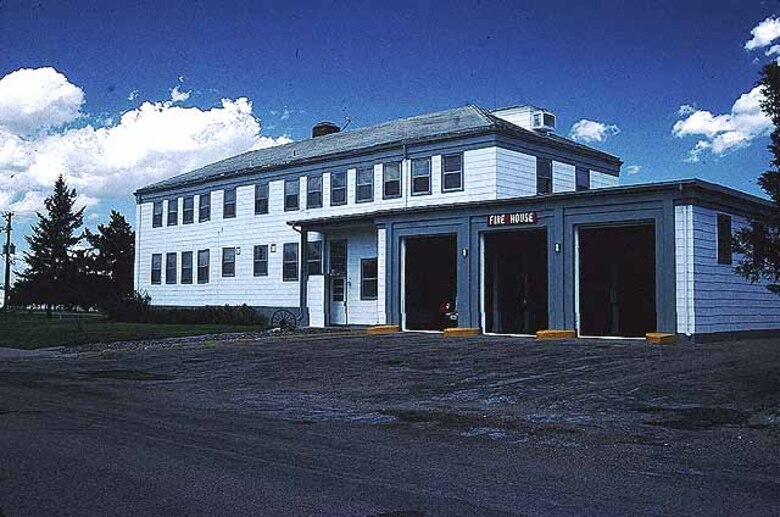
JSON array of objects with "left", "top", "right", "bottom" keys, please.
[
  {"left": 483, "top": 229, "right": 548, "bottom": 335},
  {"left": 403, "top": 235, "right": 458, "bottom": 331},
  {"left": 329, "top": 240, "right": 348, "bottom": 325},
  {"left": 577, "top": 224, "right": 656, "bottom": 337}
]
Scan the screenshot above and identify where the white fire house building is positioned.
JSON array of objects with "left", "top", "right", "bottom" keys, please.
[{"left": 134, "top": 104, "right": 780, "bottom": 341}]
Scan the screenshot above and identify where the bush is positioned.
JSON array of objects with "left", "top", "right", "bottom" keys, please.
[{"left": 105, "top": 291, "right": 268, "bottom": 328}]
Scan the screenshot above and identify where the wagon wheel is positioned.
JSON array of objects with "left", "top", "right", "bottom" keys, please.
[{"left": 271, "top": 309, "right": 298, "bottom": 331}]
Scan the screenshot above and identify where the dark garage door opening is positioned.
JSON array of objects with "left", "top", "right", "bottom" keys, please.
[
  {"left": 484, "top": 229, "right": 548, "bottom": 335},
  {"left": 404, "top": 235, "right": 457, "bottom": 331},
  {"left": 578, "top": 224, "right": 656, "bottom": 337}
]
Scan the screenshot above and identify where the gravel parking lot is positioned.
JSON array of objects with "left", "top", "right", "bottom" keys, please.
[{"left": 1, "top": 332, "right": 779, "bottom": 516}]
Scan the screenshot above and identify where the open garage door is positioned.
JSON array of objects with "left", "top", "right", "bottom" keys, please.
[
  {"left": 403, "top": 235, "right": 457, "bottom": 331},
  {"left": 578, "top": 224, "right": 656, "bottom": 338},
  {"left": 483, "top": 229, "right": 548, "bottom": 335}
]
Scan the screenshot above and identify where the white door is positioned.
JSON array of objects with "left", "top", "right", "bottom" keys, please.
[{"left": 329, "top": 240, "right": 348, "bottom": 325}]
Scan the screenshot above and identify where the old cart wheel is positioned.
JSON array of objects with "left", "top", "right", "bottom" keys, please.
[{"left": 271, "top": 309, "right": 298, "bottom": 331}]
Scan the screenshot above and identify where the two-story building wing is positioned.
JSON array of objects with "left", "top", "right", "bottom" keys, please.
[{"left": 134, "top": 104, "right": 780, "bottom": 341}]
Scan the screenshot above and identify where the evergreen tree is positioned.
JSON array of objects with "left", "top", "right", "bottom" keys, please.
[
  {"left": 19, "top": 174, "right": 85, "bottom": 315},
  {"left": 85, "top": 210, "right": 135, "bottom": 306}
]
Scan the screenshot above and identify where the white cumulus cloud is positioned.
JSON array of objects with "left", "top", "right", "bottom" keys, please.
[
  {"left": 170, "top": 85, "right": 191, "bottom": 103},
  {"left": 672, "top": 85, "right": 771, "bottom": 162},
  {"left": 0, "top": 67, "right": 292, "bottom": 216},
  {"left": 625, "top": 165, "right": 641, "bottom": 175},
  {"left": 569, "top": 119, "right": 620, "bottom": 143},
  {"left": 0, "top": 67, "right": 85, "bottom": 135},
  {"left": 745, "top": 16, "right": 780, "bottom": 51}
]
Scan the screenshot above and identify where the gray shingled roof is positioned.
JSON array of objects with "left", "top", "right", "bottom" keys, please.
[{"left": 136, "top": 104, "right": 621, "bottom": 195}]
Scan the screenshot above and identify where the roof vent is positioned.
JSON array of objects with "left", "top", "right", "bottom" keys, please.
[{"left": 312, "top": 121, "right": 340, "bottom": 138}]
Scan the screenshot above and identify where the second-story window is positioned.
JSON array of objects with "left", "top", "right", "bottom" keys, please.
[
  {"left": 152, "top": 201, "right": 163, "bottom": 227},
  {"left": 536, "top": 157, "right": 553, "bottom": 195},
  {"left": 331, "top": 171, "right": 347, "bottom": 206},
  {"left": 167, "top": 198, "right": 178, "bottom": 226},
  {"left": 165, "top": 252, "right": 177, "bottom": 284},
  {"left": 356, "top": 168, "right": 373, "bottom": 203},
  {"left": 181, "top": 251, "right": 193, "bottom": 284},
  {"left": 197, "top": 249, "right": 210, "bottom": 283},
  {"left": 255, "top": 183, "right": 269, "bottom": 214},
  {"left": 576, "top": 167, "right": 590, "bottom": 191},
  {"left": 183, "top": 196, "right": 194, "bottom": 224},
  {"left": 223, "top": 188, "right": 236, "bottom": 218},
  {"left": 442, "top": 153, "right": 463, "bottom": 192},
  {"left": 222, "top": 247, "right": 236, "bottom": 277},
  {"left": 199, "top": 193, "right": 211, "bottom": 222},
  {"left": 383, "top": 162, "right": 401, "bottom": 199},
  {"left": 307, "top": 175, "right": 323, "bottom": 209},
  {"left": 411, "top": 157, "right": 431, "bottom": 195},
  {"left": 285, "top": 179, "right": 299, "bottom": 211}
]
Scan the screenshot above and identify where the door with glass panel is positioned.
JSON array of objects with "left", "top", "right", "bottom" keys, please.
[{"left": 329, "top": 240, "right": 348, "bottom": 325}]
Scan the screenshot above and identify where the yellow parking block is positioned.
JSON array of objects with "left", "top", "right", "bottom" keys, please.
[
  {"left": 366, "top": 325, "right": 400, "bottom": 335},
  {"left": 646, "top": 332, "right": 677, "bottom": 345},
  {"left": 536, "top": 329, "right": 577, "bottom": 340},
  {"left": 443, "top": 327, "right": 481, "bottom": 337}
]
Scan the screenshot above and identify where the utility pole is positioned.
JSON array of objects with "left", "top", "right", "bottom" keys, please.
[{"left": 2, "top": 211, "right": 13, "bottom": 317}]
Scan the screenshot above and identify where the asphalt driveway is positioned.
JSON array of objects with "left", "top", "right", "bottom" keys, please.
[{"left": 0, "top": 332, "right": 778, "bottom": 516}]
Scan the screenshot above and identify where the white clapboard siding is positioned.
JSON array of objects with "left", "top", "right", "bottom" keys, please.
[
  {"left": 552, "top": 161, "right": 576, "bottom": 193},
  {"left": 688, "top": 205, "right": 780, "bottom": 333},
  {"left": 674, "top": 204, "right": 695, "bottom": 334},
  {"left": 590, "top": 170, "right": 619, "bottom": 189},
  {"left": 495, "top": 147, "right": 536, "bottom": 198},
  {"left": 377, "top": 227, "right": 387, "bottom": 325}
]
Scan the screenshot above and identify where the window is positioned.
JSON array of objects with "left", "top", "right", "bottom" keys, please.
[
  {"left": 152, "top": 201, "right": 163, "bottom": 228},
  {"left": 536, "top": 157, "right": 553, "bottom": 195},
  {"left": 361, "top": 258, "right": 378, "bottom": 300},
  {"left": 183, "top": 196, "right": 194, "bottom": 224},
  {"left": 285, "top": 179, "right": 299, "bottom": 211},
  {"left": 151, "top": 253, "right": 162, "bottom": 284},
  {"left": 181, "top": 251, "right": 193, "bottom": 284},
  {"left": 717, "top": 214, "right": 733, "bottom": 265},
  {"left": 253, "top": 245, "right": 268, "bottom": 276},
  {"left": 383, "top": 162, "right": 402, "bottom": 199},
  {"left": 411, "top": 157, "right": 431, "bottom": 195},
  {"left": 222, "top": 247, "right": 236, "bottom": 277},
  {"left": 442, "top": 153, "right": 463, "bottom": 192},
  {"left": 165, "top": 252, "right": 177, "bottom": 284},
  {"left": 255, "top": 183, "right": 269, "bottom": 215},
  {"left": 356, "top": 168, "right": 373, "bottom": 203},
  {"left": 575, "top": 167, "right": 590, "bottom": 191},
  {"left": 152, "top": 253, "right": 162, "bottom": 284},
  {"left": 197, "top": 249, "right": 210, "bottom": 284},
  {"left": 307, "top": 175, "right": 323, "bottom": 209},
  {"left": 331, "top": 171, "right": 347, "bottom": 206},
  {"left": 199, "top": 193, "right": 211, "bottom": 222},
  {"left": 282, "top": 243, "right": 299, "bottom": 281},
  {"left": 167, "top": 199, "right": 178, "bottom": 226},
  {"left": 306, "top": 241, "right": 323, "bottom": 275},
  {"left": 223, "top": 188, "right": 236, "bottom": 218}
]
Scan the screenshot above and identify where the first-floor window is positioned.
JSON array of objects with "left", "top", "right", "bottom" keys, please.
[
  {"left": 307, "top": 241, "right": 323, "bottom": 275},
  {"left": 283, "top": 243, "right": 299, "bottom": 281},
  {"left": 253, "top": 245, "right": 268, "bottom": 276},
  {"left": 181, "top": 251, "right": 193, "bottom": 284},
  {"left": 536, "top": 157, "right": 553, "bottom": 195},
  {"left": 717, "top": 214, "right": 733, "bottom": 265},
  {"left": 441, "top": 153, "right": 463, "bottom": 192},
  {"left": 411, "top": 157, "right": 431, "bottom": 195},
  {"left": 361, "top": 258, "right": 378, "bottom": 300},
  {"left": 151, "top": 253, "right": 162, "bottom": 284},
  {"left": 222, "top": 247, "right": 236, "bottom": 277},
  {"left": 165, "top": 252, "right": 177, "bottom": 284},
  {"left": 197, "top": 249, "right": 210, "bottom": 284}
]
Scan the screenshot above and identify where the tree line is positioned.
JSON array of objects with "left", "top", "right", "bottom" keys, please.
[{"left": 10, "top": 174, "right": 135, "bottom": 315}]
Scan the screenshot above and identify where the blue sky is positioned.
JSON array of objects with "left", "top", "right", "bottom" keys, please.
[{"left": 0, "top": 0, "right": 778, "bottom": 241}]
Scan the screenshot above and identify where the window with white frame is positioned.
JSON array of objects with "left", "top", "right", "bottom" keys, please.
[
  {"left": 165, "top": 252, "right": 177, "bottom": 284},
  {"left": 255, "top": 183, "right": 269, "bottom": 214},
  {"left": 283, "top": 243, "right": 299, "bottom": 281},
  {"left": 152, "top": 201, "right": 163, "bottom": 227},
  {"left": 441, "top": 153, "right": 463, "bottom": 192},
  {"left": 411, "top": 157, "right": 431, "bottom": 195},
  {"left": 307, "top": 175, "right": 323, "bottom": 209},
  {"left": 361, "top": 258, "right": 378, "bottom": 300},
  {"left": 151, "top": 253, "right": 162, "bottom": 284},
  {"left": 222, "top": 247, "right": 236, "bottom": 277},
  {"left": 197, "top": 249, "right": 210, "bottom": 283},
  {"left": 285, "top": 179, "right": 299, "bottom": 211},
  {"left": 331, "top": 171, "right": 347, "bottom": 206},
  {"left": 181, "top": 251, "right": 193, "bottom": 284},
  {"left": 307, "top": 241, "right": 322, "bottom": 275},
  {"left": 253, "top": 245, "right": 268, "bottom": 276},
  {"left": 383, "top": 162, "right": 402, "bottom": 199},
  {"left": 182, "top": 196, "right": 194, "bottom": 224},
  {"left": 167, "top": 199, "right": 178, "bottom": 226},
  {"left": 536, "top": 157, "right": 552, "bottom": 195},
  {"left": 199, "top": 193, "right": 211, "bottom": 222},
  {"left": 223, "top": 188, "right": 236, "bottom": 218},
  {"left": 356, "top": 168, "right": 373, "bottom": 203}
]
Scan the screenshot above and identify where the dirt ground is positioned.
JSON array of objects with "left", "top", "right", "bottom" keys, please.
[{"left": 1, "top": 332, "right": 778, "bottom": 516}]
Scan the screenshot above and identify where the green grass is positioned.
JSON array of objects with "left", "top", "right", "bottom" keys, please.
[{"left": 0, "top": 312, "right": 265, "bottom": 350}]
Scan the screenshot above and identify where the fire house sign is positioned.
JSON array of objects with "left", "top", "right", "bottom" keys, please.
[{"left": 487, "top": 212, "right": 538, "bottom": 226}]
